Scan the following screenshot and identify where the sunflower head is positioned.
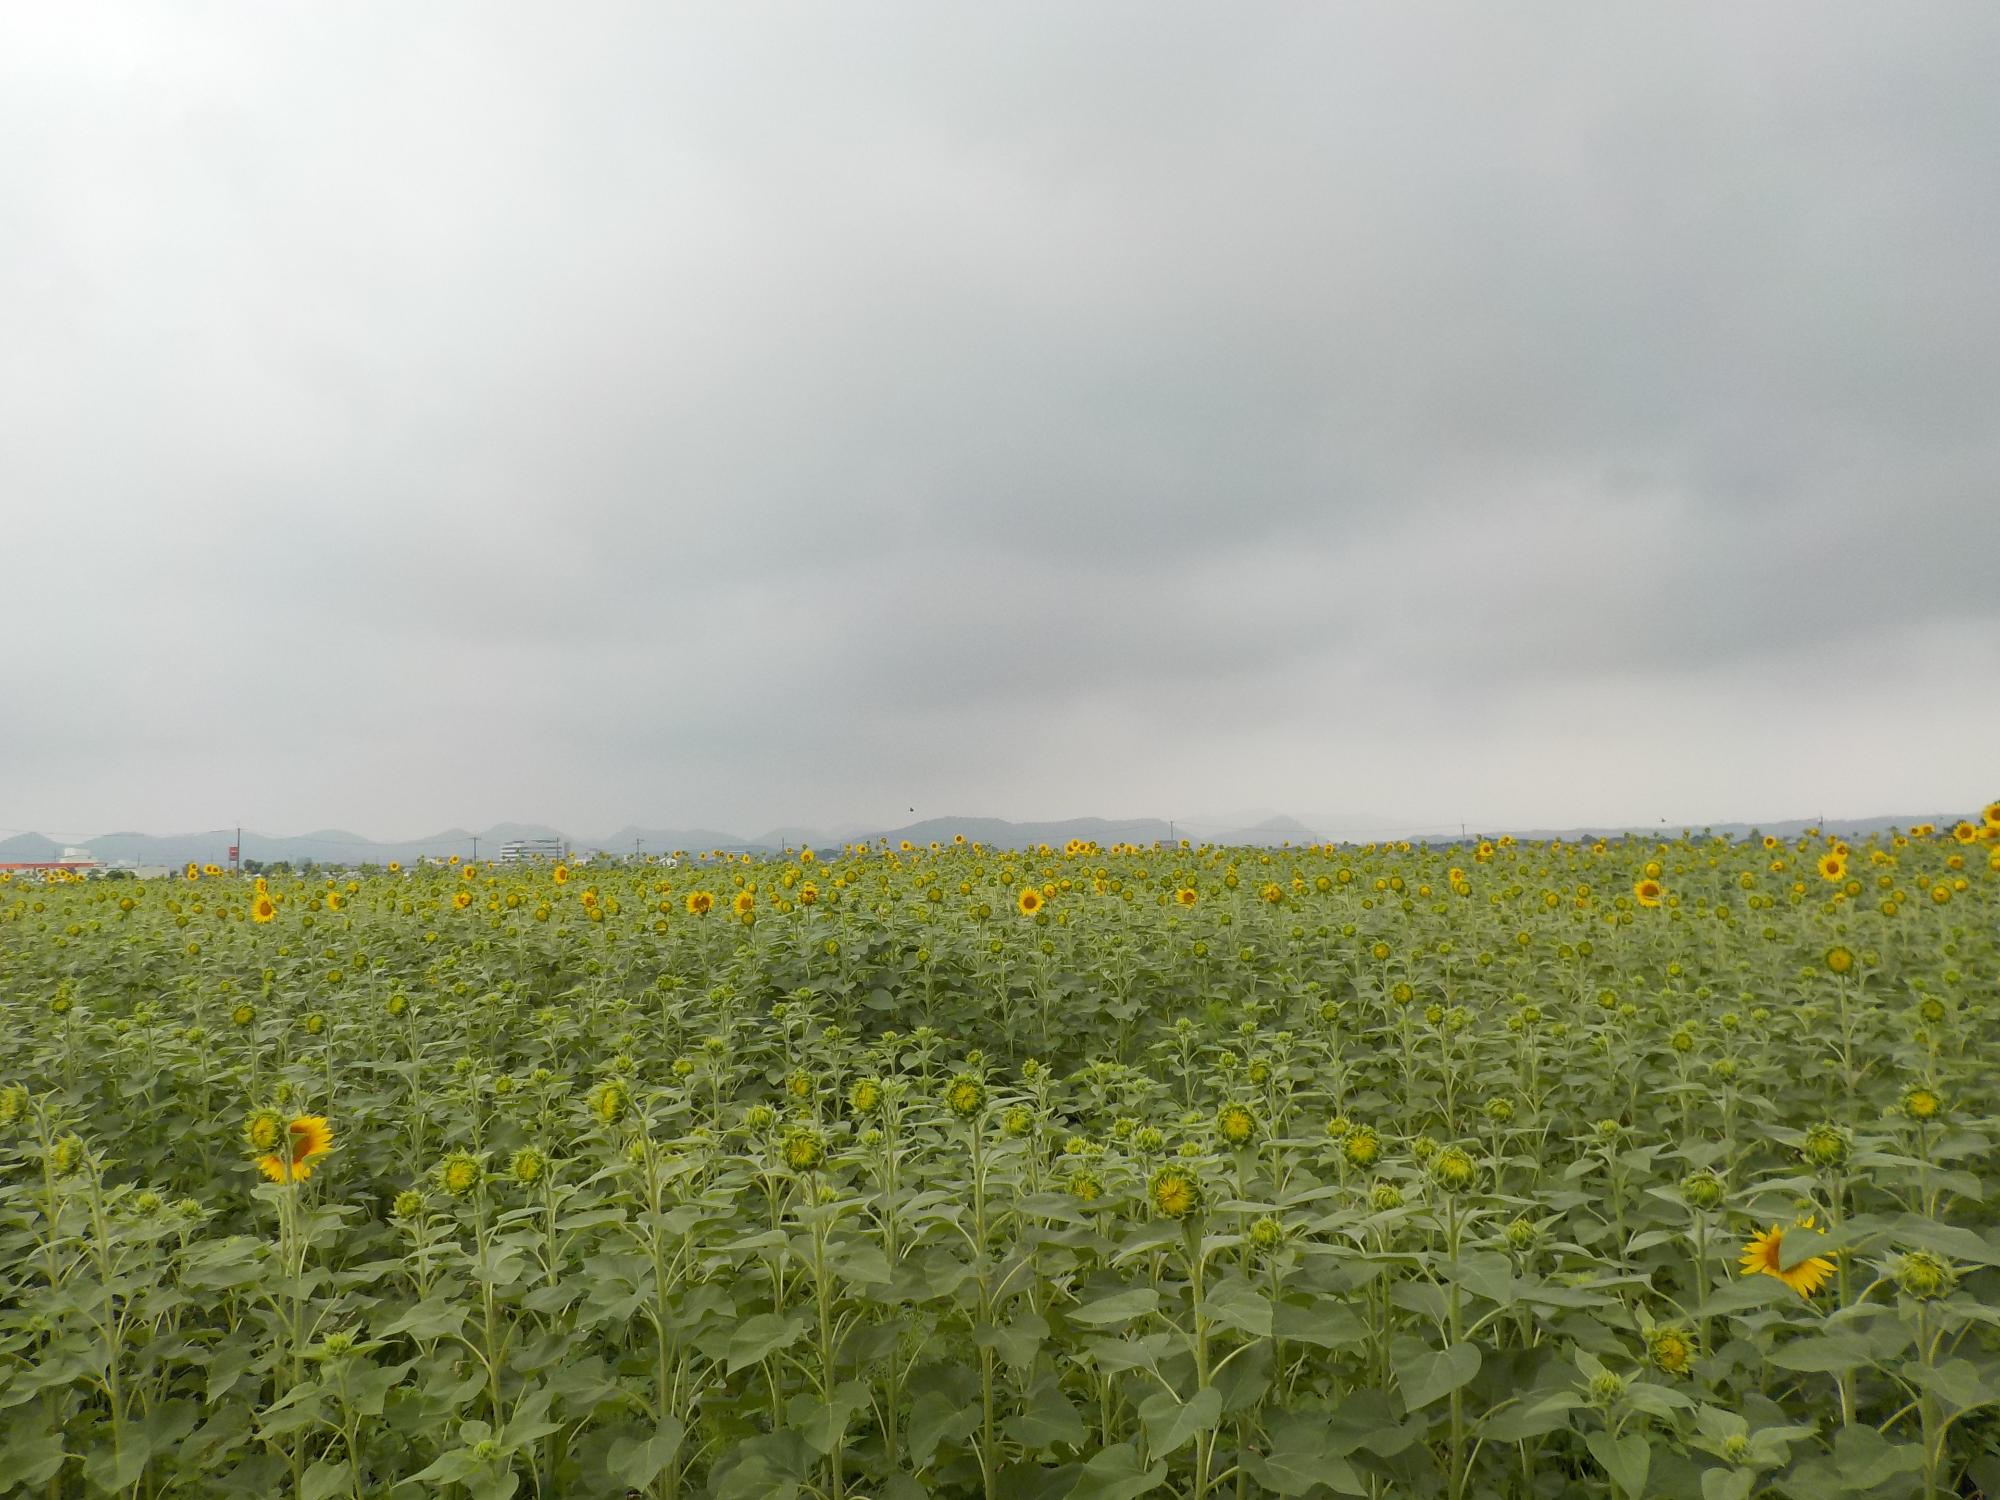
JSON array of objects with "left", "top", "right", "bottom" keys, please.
[
  {"left": 589, "top": 1081, "right": 630, "bottom": 1127},
  {"left": 1902, "top": 1086, "right": 1943, "bottom": 1122},
  {"left": 781, "top": 1127, "right": 826, "bottom": 1173},
  {"left": 1633, "top": 878, "right": 1663, "bottom": 908},
  {"left": 1016, "top": 888, "right": 1044, "bottom": 916},
  {"left": 1646, "top": 1325, "right": 1697, "bottom": 1376},
  {"left": 1430, "top": 1146, "right": 1478, "bottom": 1194},
  {"left": 438, "top": 1151, "right": 484, "bottom": 1197},
  {"left": 256, "top": 1115, "right": 333, "bottom": 1185},
  {"left": 1147, "top": 1165, "right": 1201, "bottom": 1220},
  {"left": 1216, "top": 1103, "right": 1257, "bottom": 1147},
  {"left": 1342, "top": 1125, "right": 1381, "bottom": 1168},
  {"left": 1740, "top": 1219, "right": 1836, "bottom": 1296},
  {"left": 243, "top": 1108, "right": 285, "bottom": 1154},
  {"left": 1369, "top": 1179, "right": 1404, "bottom": 1212},
  {"left": 945, "top": 1074, "right": 987, "bottom": 1120}
]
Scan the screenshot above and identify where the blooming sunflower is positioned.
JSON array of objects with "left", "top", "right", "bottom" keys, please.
[
  {"left": 1740, "top": 1217, "right": 1836, "bottom": 1296},
  {"left": 1017, "top": 888, "right": 1043, "bottom": 916},
  {"left": 552, "top": 864, "right": 569, "bottom": 884},
  {"left": 251, "top": 894, "right": 278, "bottom": 923},
  {"left": 731, "top": 890, "right": 756, "bottom": 917},
  {"left": 1633, "top": 878, "right": 1663, "bottom": 908},
  {"left": 257, "top": 1115, "right": 334, "bottom": 1184},
  {"left": 1817, "top": 852, "right": 1847, "bottom": 882}
]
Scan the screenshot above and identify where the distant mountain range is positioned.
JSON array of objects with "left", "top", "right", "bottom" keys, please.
[{"left": 0, "top": 809, "right": 1973, "bottom": 867}]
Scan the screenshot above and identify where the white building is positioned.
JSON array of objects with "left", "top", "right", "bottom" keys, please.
[{"left": 499, "top": 837, "right": 567, "bottom": 864}]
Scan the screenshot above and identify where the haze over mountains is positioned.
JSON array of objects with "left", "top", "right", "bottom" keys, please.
[{"left": 0, "top": 808, "right": 1973, "bottom": 868}]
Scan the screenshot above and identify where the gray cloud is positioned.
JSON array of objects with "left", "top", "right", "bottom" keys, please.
[{"left": 3, "top": 2, "right": 1996, "bottom": 840}]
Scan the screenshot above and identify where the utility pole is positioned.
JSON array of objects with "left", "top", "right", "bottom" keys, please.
[
  {"left": 470, "top": 835, "right": 478, "bottom": 863},
  {"left": 635, "top": 836, "right": 642, "bottom": 862}
]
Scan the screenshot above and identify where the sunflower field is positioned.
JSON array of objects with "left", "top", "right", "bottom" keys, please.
[{"left": 3, "top": 815, "right": 1998, "bottom": 1500}]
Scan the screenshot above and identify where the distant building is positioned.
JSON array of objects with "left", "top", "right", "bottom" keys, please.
[
  {"left": 499, "top": 837, "right": 567, "bottom": 864},
  {"left": 1, "top": 847, "right": 101, "bottom": 876}
]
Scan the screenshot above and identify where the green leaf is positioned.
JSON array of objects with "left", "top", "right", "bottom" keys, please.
[
  {"left": 1069, "top": 1287, "right": 1161, "bottom": 1326},
  {"left": 908, "top": 1391, "right": 980, "bottom": 1467},
  {"left": 1479, "top": 1391, "right": 1581, "bottom": 1442},
  {"left": 301, "top": 1458, "right": 354, "bottom": 1500},
  {"left": 1201, "top": 1276, "right": 1273, "bottom": 1338},
  {"left": 1082, "top": 1334, "right": 1172, "bottom": 1374},
  {"left": 787, "top": 1383, "right": 869, "bottom": 1456},
  {"left": 1585, "top": 1430, "right": 1651, "bottom": 1499},
  {"left": 1831, "top": 1424, "right": 1924, "bottom": 1490},
  {"left": 1395, "top": 1341, "right": 1481, "bottom": 1411},
  {"left": 1271, "top": 1296, "right": 1368, "bottom": 1349},
  {"left": 1064, "top": 1442, "right": 1167, "bottom": 1500},
  {"left": 1137, "top": 1385, "right": 1222, "bottom": 1457},
  {"left": 381, "top": 1296, "right": 469, "bottom": 1342},
  {"left": 0, "top": 1427, "right": 66, "bottom": 1489},
  {"left": 1767, "top": 1333, "right": 1871, "bottom": 1374},
  {"left": 1006, "top": 1379, "right": 1089, "bottom": 1452},
  {"left": 976, "top": 1309, "right": 1050, "bottom": 1374},
  {"left": 1906, "top": 1358, "right": 2000, "bottom": 1413},
  {"left": 1702, "top": 1467, "right": 1754, "bottom": 1500},
  {"left": 604, "top": 1424, "right": 692, "bottom": 1496},
  {"left": 1246, "top": 1421, "right": 1366, "bottom": 1496},
  {"left": 725, "top": 1311, "right": 809, "bottom": 1374}
]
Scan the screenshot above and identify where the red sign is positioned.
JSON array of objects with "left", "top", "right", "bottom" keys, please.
[{"left": 228, "top": 846, "right": 239, "bottom": 861}]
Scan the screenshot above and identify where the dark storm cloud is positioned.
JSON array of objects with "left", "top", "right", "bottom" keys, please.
[{"left": 2, "top": 3, "right": 1995, "bottom": 839}]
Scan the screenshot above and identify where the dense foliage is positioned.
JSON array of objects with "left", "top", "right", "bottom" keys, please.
[{"left": 3, "top": 815, "right": 1998, "bottom": 1500}]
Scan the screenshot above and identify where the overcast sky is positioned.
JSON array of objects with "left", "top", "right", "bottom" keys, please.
[{"left": 3, "top": 4, "right": 1996, "bottom": 842}]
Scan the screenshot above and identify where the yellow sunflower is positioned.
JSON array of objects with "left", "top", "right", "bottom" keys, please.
[
  {"left": 732, "top": 890, "right": 756, "bottom": 917},
  {"left": 1633, "top": 878, "right": 1663, "bottom": 908},
  {"left": 1017, "top": 887, "right": 1044, "bottom": 916},
  {"left": 257, "top": 1115, "right": 334, "bottom": 1184},
  {"left": 1740, "top": 1217, "right": 1835, "bottom": 1297},
  {"left": 552, "top": 864, "right": 569, "bottom": 884},
  {"left": 685, "top": 890, "right": 715, "bottom": 916},
  {"left": 452, "top": 890, "right": 472, "bottom": 910},
  {"left": 1176, "top": 887, "right": 1199, "bottom": 907},
  {"left": 1817, "top": 852, "right": 1847, "bottom": 883},
  {"left": 251, "top": 894, "right": 278, "bottom": 923}
]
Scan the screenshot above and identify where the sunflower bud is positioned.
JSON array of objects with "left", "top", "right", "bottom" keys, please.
[
  {"left": 782, "top": 1127, "right": 826, "bottom": 1173},
  {"left": 437, "top": 1152, "right": 483, "bottom": 1197},
  {"left": 1894, "top": 1250, "right": 1954, "bottom": 1301},
  {"left": 1147, "top": 1165, "right": 1201, "bottom": 1220},
  {"left": 1215, "top": 1103, "right": 1257, "bottom": 1148},
  {"left": 944, "top": 1074, "right": 987, "bottom": 1120},
  {"left": 1430, "top": 1147, "right": 1477, "bottom": 1193},
  {"left": 1645, "top": 1326, "right": 1696, "bottom": 1376},
  {"left": 1800, "top": 1123, "right": 1850, "bottom": 1170},
  {"left": 1369, "top": 1180, "right": 1404, "bottom": 1212},
  {"left": 1681, "top": 1171, "right": 1726, "bottom": 1211}
]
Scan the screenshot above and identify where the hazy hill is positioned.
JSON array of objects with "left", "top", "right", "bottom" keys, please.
[{"left": 2, "top": 808, "right": 1975, "bottom": 869}]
